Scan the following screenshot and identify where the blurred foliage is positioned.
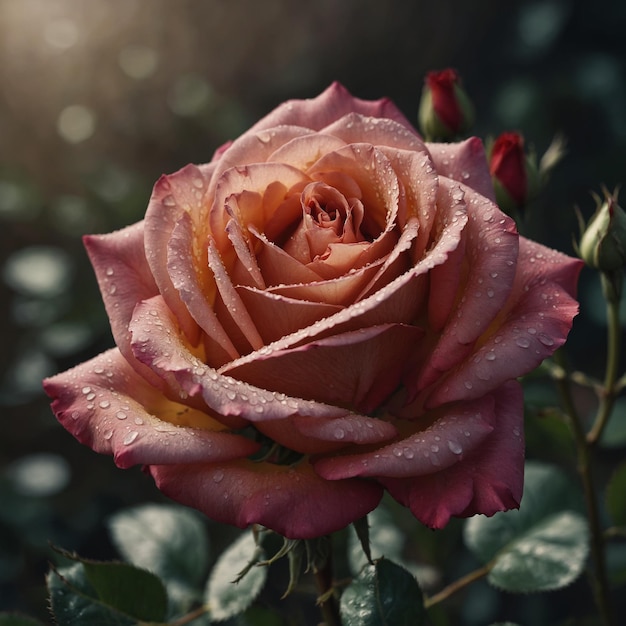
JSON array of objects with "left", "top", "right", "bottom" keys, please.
[{"left": 1, "top": 0, "right": 626, "bottom": 623}]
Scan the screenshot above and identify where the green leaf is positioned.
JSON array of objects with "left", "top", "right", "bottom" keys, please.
[
  {"left": 606, "top": 462, "right": 626, "bottom": 526},
  {"left": 206, "top": 531, "right": 267, "bottom": 621},
  {"left": 0, "top": 614, "right": 47, "bottom": 626},
  {"left": 464, "top": 461, "right": 589, "bottom": 593},
  {"left": 108, "top": 503, "right": 209, "bottom": 587},
  {"left": 47, "top": 563, "right": 135, "bottom": 626},
  {"left": 47, "top": 551, "right": 168, "bottom": 625},
  {"left": 340, "top": 558, "right": 425, "bottom": 626},
  {"left": 82, "top": 560, "right": 168, "bottom": 622},
  {"left": 488, "top": 510, "right": 588, "bottom": 592}
]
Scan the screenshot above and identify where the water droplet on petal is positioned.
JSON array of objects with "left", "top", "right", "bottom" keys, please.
[
  {"left": 116, "top": 411, "right": 127, "bottom": 420},
  {"left": 213, "top": 470, "right": 225, "bottom": 483},
  {"left": 538, "top": 333, "right": 555, "bottom": 346},
  {"left": 123, "top": 431, "right": 139, "bottom": 445},
  {"left": 448, "top": 440, "right": 463, "bottom": 454}
]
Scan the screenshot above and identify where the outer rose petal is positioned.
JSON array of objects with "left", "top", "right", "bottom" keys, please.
[
  {"left": 313, "top": 394, "right": 496, "bottom": 479},
  {"left": 247, "top": 82, "right": 414, "bottom": 135},
  {"left": 380, "top": 381, "right": 525, "bottom": 528},
  {"left": 83, "top": 222, "right": 166, "bottom": 391},
  {"left": 43, "top": 349, "right": 259, "bottom": 469},
  {"left": 144, "top": 164, "right": 211, "bottom": 343},
  {"left": 147, "top": 459, "right": 383, "bottom": 539},
  {"left": 426, "top": 238, "right": 583, "bottom": 407},
  {"left": 427, "top": 137, "right": 496, "bottom": 202}
]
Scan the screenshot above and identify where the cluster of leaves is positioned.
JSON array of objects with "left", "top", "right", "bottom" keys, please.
[{"left": 2, "top": 457, "right": 618, "bottom": 626}]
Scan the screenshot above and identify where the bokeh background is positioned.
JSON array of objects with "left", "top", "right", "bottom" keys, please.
[{"left": 1, "top": 0, "right": 625, "bottom": 623}]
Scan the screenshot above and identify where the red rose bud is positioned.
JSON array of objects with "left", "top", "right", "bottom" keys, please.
[
  {"left": 579, "top": 189, "right": 626, "bottom": 272},
  {"left": 418, "top": 69, "right": 474, "bottom": 141},
  {"left": 489, "top": 132, "right": 540, "bottom": 214}
]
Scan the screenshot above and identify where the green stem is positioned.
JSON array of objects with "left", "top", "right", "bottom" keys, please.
[
  {"left": 169, "top": 605, "right": 209, "bottom": 626},
  {"left": 552, "top": 350, "right": 615, "bottom": 626},
  {"left": 424, "top": 563, "right": 492, "bottom": 609},
  {"left": 314, "top": 542, "right": 341, "bottom": 626},
  {"left": 587, "top": 272, "right": 622, "bottom": 445}
]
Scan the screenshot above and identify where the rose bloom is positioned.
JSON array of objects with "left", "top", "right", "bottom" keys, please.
[{"left": 44, "top": 83, "right": 581, "bottom": 539}]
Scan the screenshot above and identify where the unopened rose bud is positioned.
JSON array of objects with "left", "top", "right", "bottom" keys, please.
[
  {"left": 489, "top": 132, "right": 540, "bottom": 215},
  {"left": 579, "top": 189, "right": 626, "bottom": 272},
  {"left": 418, "top": 69, "right": 474, "bottom": 141}
]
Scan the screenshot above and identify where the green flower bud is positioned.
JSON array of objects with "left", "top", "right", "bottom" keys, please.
[{"left": 579, "top": 189, "right": 626, "bottom": 271}]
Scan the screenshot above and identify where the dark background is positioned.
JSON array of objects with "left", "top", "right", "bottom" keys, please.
[{"left": 1, "top": 0, "right": 625, "bottom": 623}]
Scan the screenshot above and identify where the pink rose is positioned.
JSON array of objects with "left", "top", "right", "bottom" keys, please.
[{"left": 44, "top": 83, "right": 581, "bottom": 539}]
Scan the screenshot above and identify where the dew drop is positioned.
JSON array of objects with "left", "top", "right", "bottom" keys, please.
[
  {"left": 213, "top": 470, "right": 225, "bottom": 483},
  {"left": 115, "top": 411, "right": 127, "bottom": 420},
  {"left": 448, "top": 440, "right": 463, "bottom": 454},
  {"left": 333, "top": 427, "right": 345, "bottom": 440},
  {"left": 430, "top": 444, "right": 439, "bottom": 453},
  {"left": 123, "top": 431, "right": 139, "bottom": 445},
  {"left": 99, "top": 400, "right": 110, "bottom": 409},
  {"left": 515, "top": 337, "right": 530, "bottom": 348},
  {"left": 81, "top": 386, "right": 92, "bottom": 395},
  {"left": 105, "top": 267, "right": 114, "bottom": 276},
  {"left": 538, "top": 333, "right": 555, "bottom": 346},
  {"left": 134, "top": 416, "right": 144, "bottom": 425},
  {"left": 103, "top": 429, "right": 113, "bottom": 440}
]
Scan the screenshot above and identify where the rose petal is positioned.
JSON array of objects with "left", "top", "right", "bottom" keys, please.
[
  {"left": 323, "top": 113, "right": 425, "bottom": 153},
  {"left": 308, "top": 143, "right": 400, "bottom": 238},
  {"left": 248, "top": 82, "right": 414, "bottom": 135},
  {"left": 225, "top": 217, "right": 265, "bottom": 289},
  {"left": 267, "top": 132, "right": 349, "bottom": 170},
  {"left": 210, "top": 162, "right": 310, "bottom": 248},
  {"left": 235, "top": 177, "right": 467, "bottom": 357},
  {"left": 144, "top": 164, "right": 211, "bottom": 342},
  {"left": 43, "top": 349, "right": 259, "bottom": 469},
  {"left": 222, "top": 324, "right": 424, "bottom": 413},
  {"left": 168, "top": 211, "right": 239, "bottom": 364},
  {"left": 415, "top": 181, "right": 518, "bottom": 392},
  {"left": 129, "top": 295, "right": 367, "bottom": 423},
  {"left": 292, "top": 413, "right": 397, "bottom": 445},
  {"left": 208, "top": 239, "right": 264, "bottom": 352},
  {"left": 237, "top": 286, "right": 342, "bottom": 344},
  {"left": 147, "top": 459, "right": 383, "bottom": 539},
  {"left": 207, "top": 125, "right": 315, "bottom": 199},
  {"left": 425, "top": 239, "right": 582, "bottom": 407},
  {"left": 379, "top": 381, "right": 524, "bottom": 528},
  {"left": 427, "top": 137, "right": 496, "bottom": 202},
  {"left": 83, "top": 222, "right": 169, "bottom": 390},
  {"left": 313, "top": 394, "right": 495, "bottom": 479},
  {"left": 379, "top": 147, "right": 439, "bottom": 250},
  {"left": 266, "top": 262, "right": 384, "bottom": 306}
]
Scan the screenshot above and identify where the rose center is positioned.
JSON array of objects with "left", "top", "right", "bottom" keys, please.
[{"left": 282, "top": 181, "right": 368, "bottom": 263}]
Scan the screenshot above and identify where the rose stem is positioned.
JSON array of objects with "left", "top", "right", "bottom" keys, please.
[
  {"left": 314, "top": 542, "right": 341, "bottom": 626},
  {"left": 170, "top": 605, "right": 210, "bottom": 626},
  {"left": 587, "top": 272, "right": 622, "bottom": 445},
  {"left": 423, "top": 563, "right": 492, "bottom": 609},
  {"left": 552, "top": 349, "right": 615, "bottom": 626}
]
